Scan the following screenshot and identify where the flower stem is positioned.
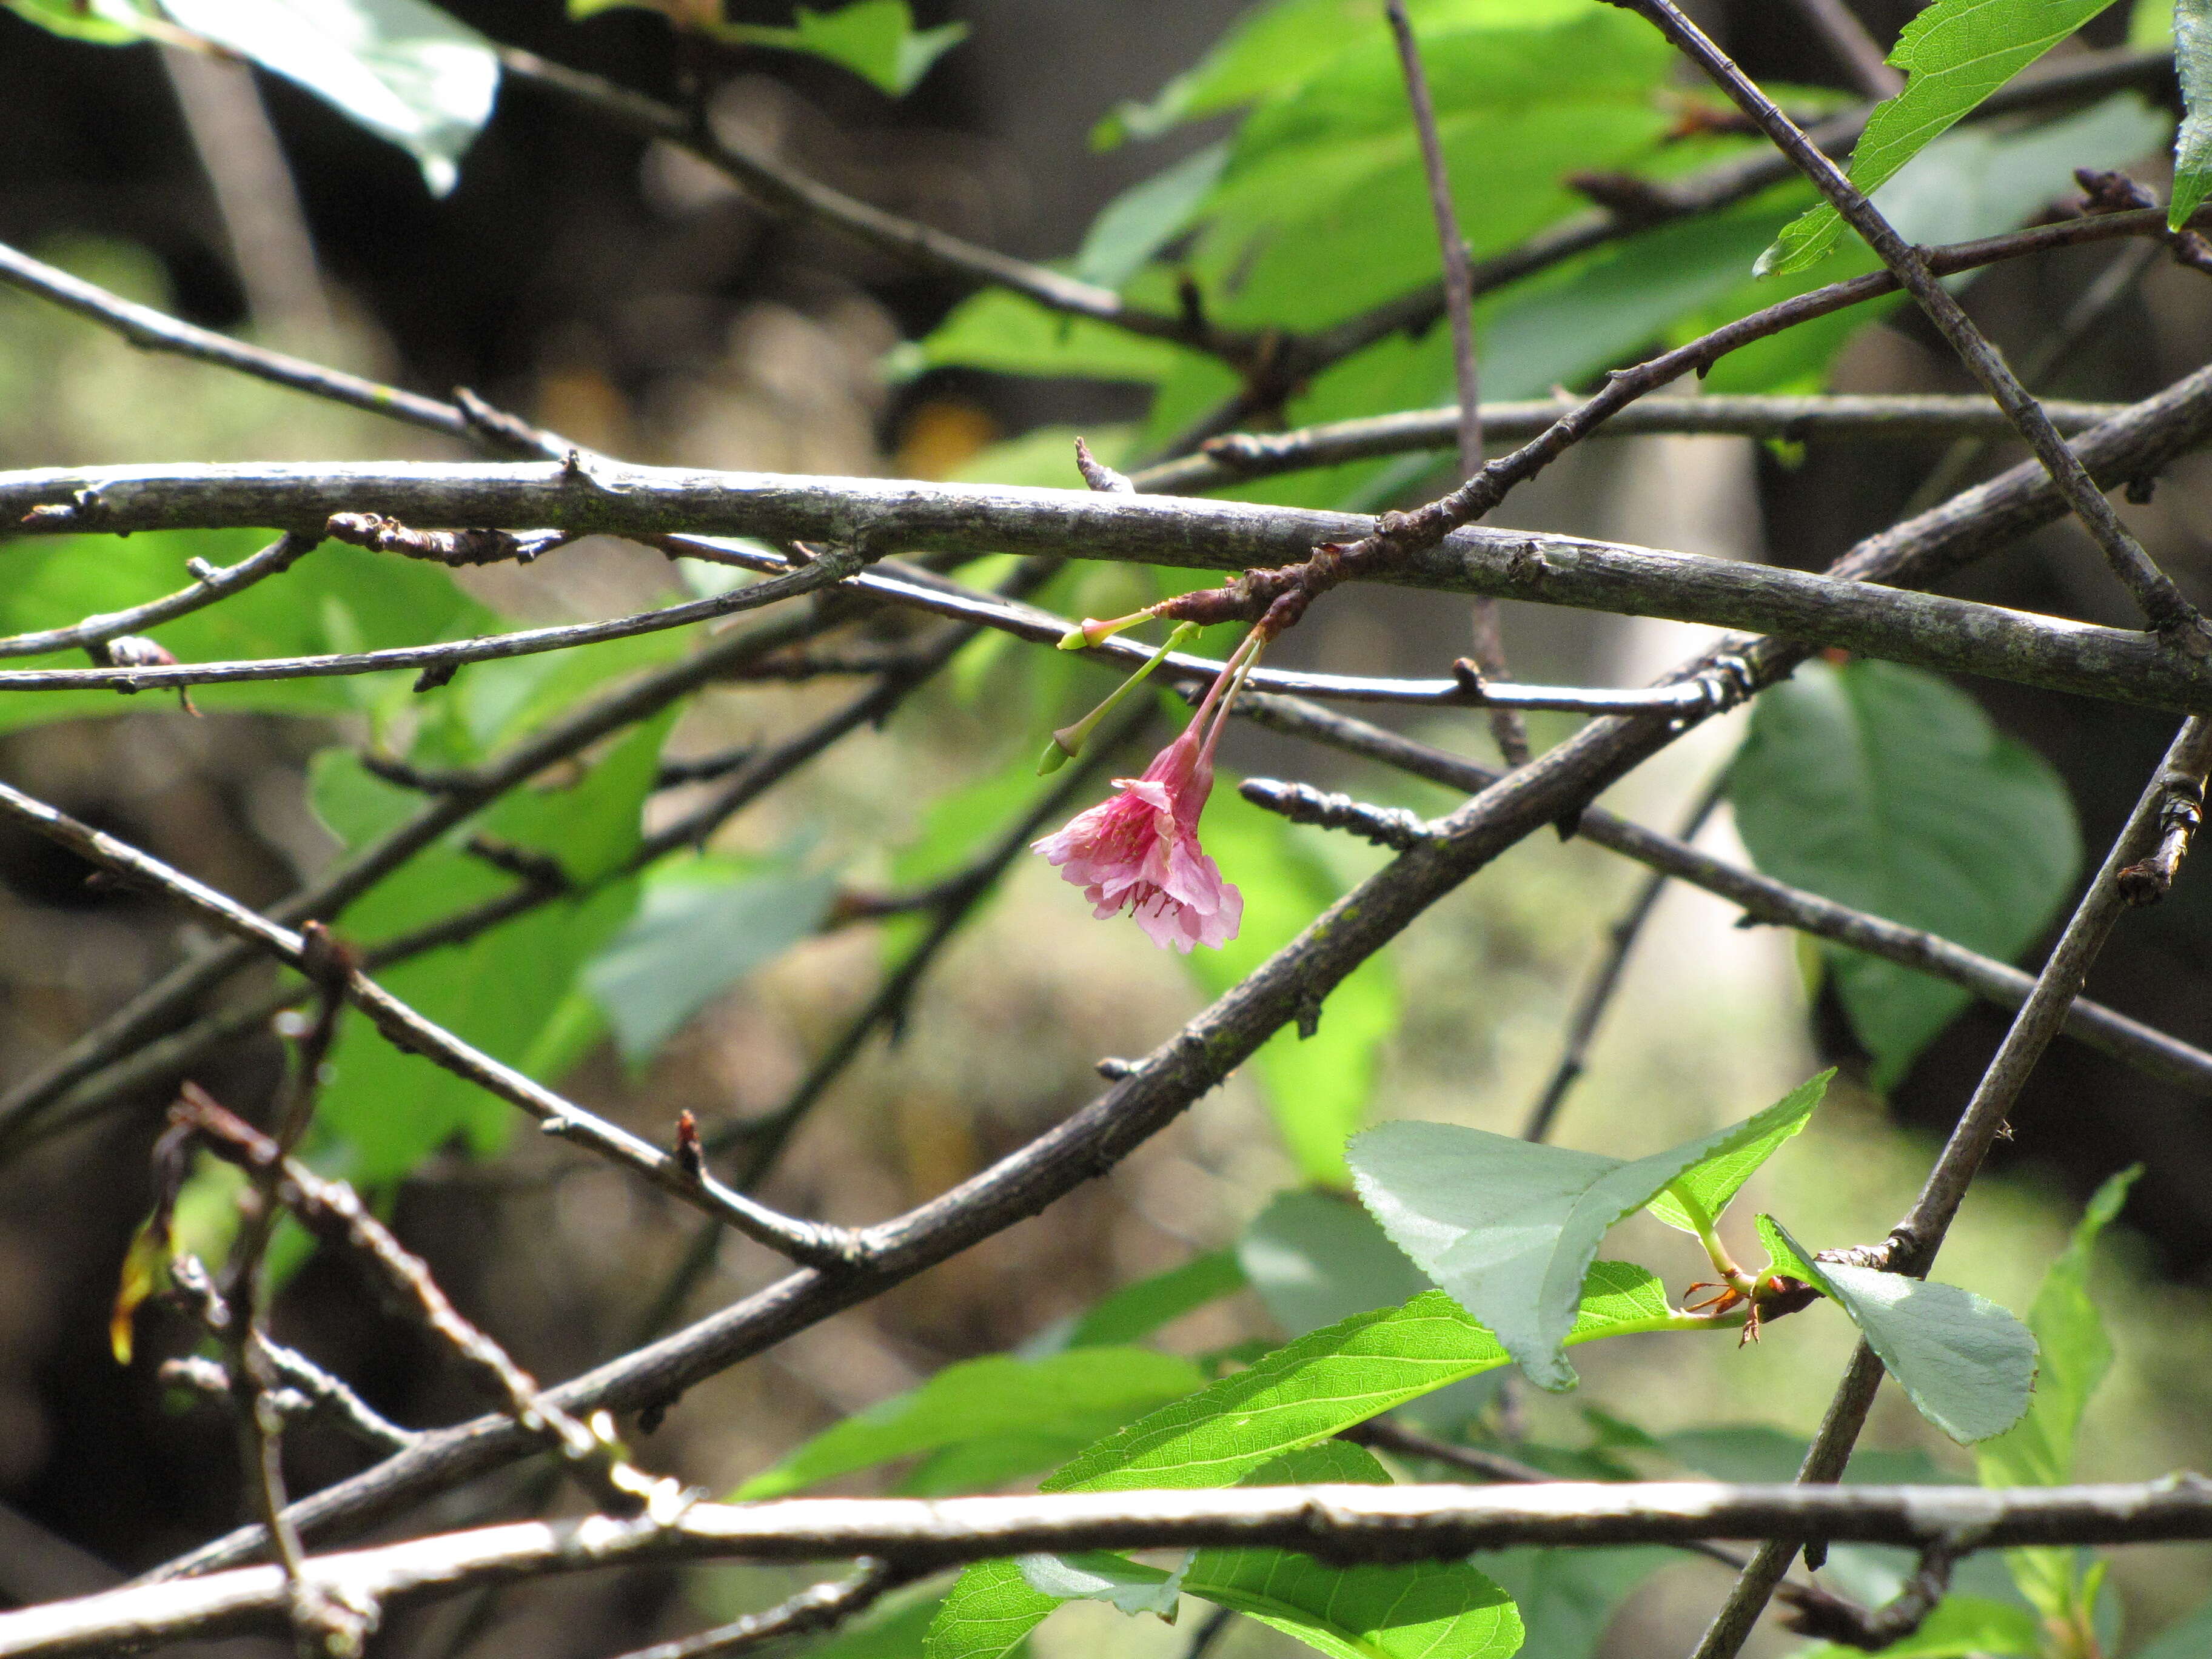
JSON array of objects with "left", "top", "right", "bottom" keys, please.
[{"left": 1039, "top": 622, "right": 1201, "bottom": 774}]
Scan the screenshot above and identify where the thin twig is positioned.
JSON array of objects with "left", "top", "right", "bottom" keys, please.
[
  {"left": 1232, "top": 689, "right": 2212, "bottom": 1095},
  {"left": 1136, "top": 395, "right": 2130, "bottom": 497},
  {"left": 0, "top": 777, "right": 865, "bottom": 1268},
  {"left": 492, "top": 48, "right": 1258, "bottom": 369},
  {"left": 1627, "top": 0, "right": 2208, "bottom": 646},
  {"left": 600, "top": 1562, "right": 903, "bottom": 1659},
  {"left": 1162, "top": 42, "right": 2176, "bottom": 448},
  {"left": 0, "top": 602, "right": 840, "bottom": 1153},
  {"left": 0, "top": 540, "right": 865, "bottom": 693},
  {"left": 1899, "top": 241, "right": 2160, "bottom": 520},
  {"left": 173, "top": 1087, "right": 687, "bottom": 1526},
  {"left": 0, "top": 531, "right": 318, "bottom": 660},
  {"left": 1686, "top": 716, "right": 2212, "bottom": 1659},
  {"left": 161, "top": 1349, "right": 420, "bottom": 1458},
  {"left": 1520, "top": 766, "right": 1730, "bottom": 1142},
  {"left": 1384, "top": 0, "right": 1528, "bottom": 765}
]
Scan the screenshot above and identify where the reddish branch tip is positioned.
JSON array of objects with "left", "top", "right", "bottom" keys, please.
[{"left": 674, "top": 1110, "right": 703, "bottom": 1180}]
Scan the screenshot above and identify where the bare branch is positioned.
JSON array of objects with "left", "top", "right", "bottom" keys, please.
[
  {"left": 1133, "top": 394, "right": 2129, "bottom": 497},
  {"left": 1627, "top": 0, "right": 2207, "bottom": 645},
  {"left": 15, "top": 458, "right": 2212, "bottom": 713},
  {"left": 17, "top": 1480, "right": 2212, "bottom": 1658}
]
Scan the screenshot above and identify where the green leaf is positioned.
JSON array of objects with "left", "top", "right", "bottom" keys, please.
[
  {"left": 892, "top": 285, "right": 1199, "bottom": 385},
  {"left": 925, "top": 1268, "right": 1670, "bottom": 1659},
  {"left": 2135, "top": 0, "right": 2177, "bottom": 46},
  {"left": 2176, "top": 0, "right": 2212, "bottom": 226},
  {"left": 162, "top": 0, "right": 498, "bottom": 196},
  {"left": 1182, "top": 1443, "right": 1521, "bottom": 1659},
  {"left": 1766, "top": 1218, "right": 2037, "bottom": 1444},
  {"left": 733, "top": 1349, "right": 1205, "bottom": 1501},
  {"left": 1, "top": 0, "right": 161, "bottom": 42},
  {"left": 1074, "top": 143, "right": 1230, "bottom": 289},
  {"left": 1050, "top": 1267, "right": 1671, "bottom": 1495},
  {"left": 1755, "top": 1212, "right": 1819, "bottom": 1285},
  {"left": 779, "top": 1582, "right": 1031, "bottom": 1659},
  {"left": 1976, "top": 1167, "right": 2136, "bottom": 1488},
  {"left": 1014, "top": 1552, "right": 1184, "bottom": 1618},
  {"left": 1184, "top": 3, "right": 1674, "bottom": 333},
  {"left": 585, "top": 858, "right": 837, "bottom": 1067},
  {"left": 1476, "top": 1547, "right": 1672, "bottom": 1659},
  {"left": 306, "top": 716, "right": 671, "bottom": 1180},
  {"left": 714, "top": 1, "right": 964, "bottom": 96},
  {"left": 924, "top": 1560, "right": 1057, "bottom": 1659},
  {"left": 0, "top": 530, "right": 493, "bottom": 735},
  {"left": 1646, "top": 1071, "right": 1829, "bottom": 1236},
  {"left": 484, "top": 712, "right": 672, "bottom": 886},
  {"left": 1186, "top": 785, "right": 1399, "bottom": 1187},
  {"left": 1974, "top": 1168, "right": 2138, "bottom": 1628},
  {"left": 1049, "top": 1252, "right": 1248, "bottom": 1352},
  {"left": 1238, "top": 1189, "right": 1433, "bottom": 1337},
  {"left": 1794, "top": 1595, "right": 2043, "bottom": 1657},
  {"left": 1347, "top": 1080, "right": 1821, "bottom": 1390},
  {"left": 1760, "top": 0, "right": 2128, "bottom": 276},
  {"left": 1729, "top": 661, "right": 2081, "bottom": 1089}
]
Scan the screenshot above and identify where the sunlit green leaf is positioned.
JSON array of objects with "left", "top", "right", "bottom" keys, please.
[
  {"left": 712, "top": 1, "right": 964, "bottom": 96},
  {"left": 1758, "top": 0, "right": 2128, "bottom": 275},
  {"left": 1, "top": 0, "right": 161, "bottom": 42},
  {"left": 0, "top": 529, "right": 492, "bottom": 735},
  {"left": 1765, "top": 1218, "right": 2037, "bottom": 1444},
  {"left": 1729, "top": 662, "right": 2080, "bottom": 1089},
  {"left": 1182, "top": 1442, "right": 1521, "bottom": 1659},
  {"left": 1646, "top": 1071, "right": 1829, "bottom": 1236},
  {"left": 734, "top": 1349, "right": 1204, "bottom": 1501},
  {"left": 1348, "top": 1080, "right": 1821, "bottom": 1389},
  {"left": 1045, "top": 1252, "right": 1247, "bottom": 1352},
  {"left": 163, "top": 0, "right": 499, "bottom": 196}
]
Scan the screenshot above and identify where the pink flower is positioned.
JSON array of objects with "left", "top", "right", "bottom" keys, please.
[{"left": 1033, "top": 720, "right": 1243, "bottom": 953}]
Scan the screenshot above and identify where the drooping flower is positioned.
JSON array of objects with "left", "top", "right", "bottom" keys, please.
[{"left": 1032, "top": 634, "right": 1258, "bottom": 952}]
